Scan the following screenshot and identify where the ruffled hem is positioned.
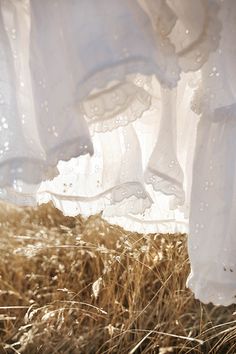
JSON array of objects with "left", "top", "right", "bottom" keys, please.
[
  {"left": 37, "top": 181, "right": 153, "bottom": 217},
  {"left": 76, "top": 58, "right": 180, "bottom": 106},
  {"left": 145, "top": 168, "right": 185, "bottom": 209},
  {"left": 37, "top": 186, "right": 188, "bottom": 234},
  {"left": 142, "top": 0, "right": 222, "bottom": 72},
  {"left": 103, "top": 214, "right": 189, "bottom": 234},
  {"left": 80, "top": 75, "right": 154, "bottom": 133}
]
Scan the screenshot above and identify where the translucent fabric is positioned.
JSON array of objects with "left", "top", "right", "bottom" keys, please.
[{"left": 0, "top": 0, "right": 236, "bottom": 306}]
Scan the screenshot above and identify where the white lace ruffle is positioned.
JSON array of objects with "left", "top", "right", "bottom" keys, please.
[
  {"left": 141, "top": 0, "right": 222, "bottom": 72},
  {"left": 38, "top": 182, "right": 152, "bottom": 218},
  {"left": 80, "top": 75, "right": 154, "bottom": 133}
]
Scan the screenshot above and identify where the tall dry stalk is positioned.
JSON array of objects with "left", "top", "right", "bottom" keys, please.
[{"left": 0, "top": 203, "right": 236, "bottom": 353}]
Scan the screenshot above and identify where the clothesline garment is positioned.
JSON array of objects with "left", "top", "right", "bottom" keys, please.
[{"left": 0, "top": 0, "right": 235, "bottom": 306}]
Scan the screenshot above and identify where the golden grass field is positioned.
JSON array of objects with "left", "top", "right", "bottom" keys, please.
[{"left": 0, "top": 203, "right": 236, "bottom": 354}]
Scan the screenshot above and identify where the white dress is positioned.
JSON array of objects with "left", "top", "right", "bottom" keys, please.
[{"left": 0, "top": 0, "right": 235, "bottom": 306}]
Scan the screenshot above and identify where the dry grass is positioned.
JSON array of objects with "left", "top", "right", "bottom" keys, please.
[{"left": 0, "top": 203, "right": 236, "bottom": 354}]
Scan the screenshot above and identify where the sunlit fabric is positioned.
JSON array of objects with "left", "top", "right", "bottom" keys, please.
[{"left": 0, "top": 0, "right": 235, "bottom": 305}]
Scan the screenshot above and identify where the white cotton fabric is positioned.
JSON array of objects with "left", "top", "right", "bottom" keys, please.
[{"left": 0, "top": 0, "right": 236, "bottom": 306}]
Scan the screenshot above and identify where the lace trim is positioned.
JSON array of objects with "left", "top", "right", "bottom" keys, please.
[
  {"left": 145, "top": 168, "right": 185, "bottom": 209},
  {"left": 37, "top": 181, "right": 153, "bottom": 217},
  {"left": 76, "top": 59, "right": 179, "bottom": 106},
  {"left": 142, "top": 0, "right": 221, "bottom": 72},
  {"left": 139, "top": 0, "right": 180, "bottom": 81},
  {"left": 79, "top": 76, "right": 153, "bottom": 133},
  {"left": 104, "top": 214, "right": 189, "bottom": 234}
]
